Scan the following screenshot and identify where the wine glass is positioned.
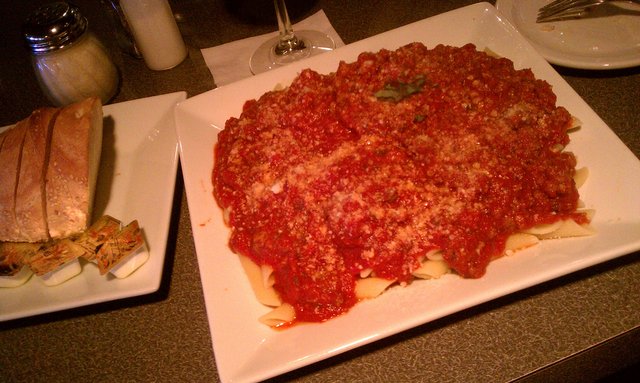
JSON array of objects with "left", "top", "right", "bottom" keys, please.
[{"left": 249, "top": 0, "right": 335, "bottom": 74}]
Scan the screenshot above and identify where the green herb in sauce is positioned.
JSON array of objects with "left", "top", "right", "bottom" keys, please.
[{"left": 374, "top": 75, "right": 426, "bottom": 102}]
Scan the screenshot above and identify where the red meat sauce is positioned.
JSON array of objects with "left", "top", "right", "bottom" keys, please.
[{"left": 212, "top": 43, "right": 587, "bottom": 323}]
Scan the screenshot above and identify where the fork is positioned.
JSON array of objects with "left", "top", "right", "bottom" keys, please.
[{"left": 536, "top": 0, "right": 640, "bottom": 22}]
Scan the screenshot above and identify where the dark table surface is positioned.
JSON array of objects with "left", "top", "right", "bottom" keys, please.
[{"left": 1, "top": 1, "right": 639, "bottom": 382}]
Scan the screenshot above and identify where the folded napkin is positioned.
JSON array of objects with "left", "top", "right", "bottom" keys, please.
[{"left": 201, "top": 10, "right": 344, "bottom": 86}]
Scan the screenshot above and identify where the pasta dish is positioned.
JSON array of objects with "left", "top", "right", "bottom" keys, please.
[{"left": 212, "top": 43, "right": 593, "bottom": 327}]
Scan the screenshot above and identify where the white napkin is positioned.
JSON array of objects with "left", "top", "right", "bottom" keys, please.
[{"left": 201, "top": 10, "right": 344, "bottom": 86}]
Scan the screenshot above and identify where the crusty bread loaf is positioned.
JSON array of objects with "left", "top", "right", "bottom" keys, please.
[
  {"left": 46, "top": 97, "right": 103, "bottom": 239},
  {"left": 0, "top": 120, "right": 28, "bottom": 242},
  {"left": 0, "top": 98, "right": 103, "bottom": 243},
  {"left": 15, "top": 107, "right": 58, "bottom": 242}
]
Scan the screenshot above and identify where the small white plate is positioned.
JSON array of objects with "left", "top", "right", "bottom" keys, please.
[
  {"left": 176, "top": 3, "right": 640, "bottom": 382},
  {"left": 496, "top": 0, "right": 640, "bottom": 69},
  {"left": 0, "top": 91, "right": 186, "bottom": 322}
]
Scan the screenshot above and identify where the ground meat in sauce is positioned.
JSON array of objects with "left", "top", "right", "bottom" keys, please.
[{"left": 212, "top": 42, "right": 585, "bottom": 323}]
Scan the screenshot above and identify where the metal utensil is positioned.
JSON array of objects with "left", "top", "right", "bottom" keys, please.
[{"left": 536, "top": 0, "right": 640, "bottom": 22}]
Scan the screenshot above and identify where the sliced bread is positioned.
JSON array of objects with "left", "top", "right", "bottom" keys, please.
[
  {"left": 15, "top": 107, "right": 59, "bottom": 242},
  {"left": 0, "top": 120, "right": 28, "bottom": 242},
  {"left": 46, "top": 97, "right": 103, "bottom": 239}
]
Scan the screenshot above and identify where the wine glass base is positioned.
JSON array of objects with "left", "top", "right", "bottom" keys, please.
[{"left": 249, "top": 30, "right": 335, "bottom": 75}]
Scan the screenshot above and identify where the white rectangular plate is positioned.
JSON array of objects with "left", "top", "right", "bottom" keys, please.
[
  {"left": 175, "top": 3, "right": 640, "bottom": 382},
  {"left": 0, "top": 91, "right": 186, "bottom": 322}
]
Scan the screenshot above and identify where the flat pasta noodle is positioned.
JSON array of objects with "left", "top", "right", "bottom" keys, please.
[
  {"left": 569, "top": 116, "right": 582, "bottom": 131},
  {"left": 359, "top": 268, "right": 373, "bottom": 278},
  {"left": 222, "top": 207, "right": 231, "bottom": 226},
  {"left": 574, "top": 166, "right": 589, "bottom": 209},
  {"left": 583, "top": 209, "right": 596, "bottom": 221},
  {"left": 521, "top": 209, "right": 594, "bottom": 241},
  {"left": 412, "top": 259, "right": 451, "bottom": 280},
  {"left": 425, "top": 249, "right": 444, "bottom": 261},
  {"left": 504, "top": 233, "right": 539, "bottom": 255},
  {"left": 261, "top": 263, "right": 275, "bottom": 289},
  {"left": 237, "top": 254, "right": 281, "bottom": 307},
  {"left": 355, "top": 277, "right": 397, "bottom": 299},
  {"left": 259, "top": 303, "right": 295, "bottom": 328},
  {"left": 574, "top": 167, "right": 589, "bottom": 189},
  {"left": 536, "top": 216, "right": 595, "bottom": 240},
  {"left": 522, "top": 221, "right": 564, "bottom": 236}
]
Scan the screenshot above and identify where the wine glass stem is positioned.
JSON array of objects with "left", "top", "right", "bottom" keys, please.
[{"left": 274, "top": 0, "right": 306, "bottom": 55}]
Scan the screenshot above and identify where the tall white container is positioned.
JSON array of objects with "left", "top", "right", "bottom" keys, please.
[{"left": 119, "top": 0, "right": 187, "bottom": 70}]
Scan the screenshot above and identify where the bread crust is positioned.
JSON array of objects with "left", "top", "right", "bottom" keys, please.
[
  {"left": 0, "top": 120, "right": 28, "bottom": 241},
  {"left": 15, "top": 108, "right": 58, "bottom": 242},
  {"left": 46, "top": 97, "right": 103, "bottom": 239}
]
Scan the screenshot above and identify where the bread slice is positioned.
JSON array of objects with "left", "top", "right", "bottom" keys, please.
[
  {"left": 46, "top": 97, "right": 103, "bottom": 239},
  {"left": 0, "top": 120, "right": 28, "bottom": 242},
  {"left": 15, "top": 107, "right": 58, "bottom": 242}
]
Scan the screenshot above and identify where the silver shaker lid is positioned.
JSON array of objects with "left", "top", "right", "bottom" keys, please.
[{"left": 23, "top": 2, "right": 88, "bottom": 54}]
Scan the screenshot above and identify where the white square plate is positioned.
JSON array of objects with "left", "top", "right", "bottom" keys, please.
[
  {"left": 0, "top": 91, "right": 186, "bottom": 321},
  {"left": 175, "top": 3, "right": 640, "bottom": 382},
  {"left": 495, "top": 0, "right": 640, "bottom": 69}
]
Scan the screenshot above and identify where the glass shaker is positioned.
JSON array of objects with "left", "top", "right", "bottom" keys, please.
[{"left": 23, "top": 2, "right": 120, "bottom": 107}]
